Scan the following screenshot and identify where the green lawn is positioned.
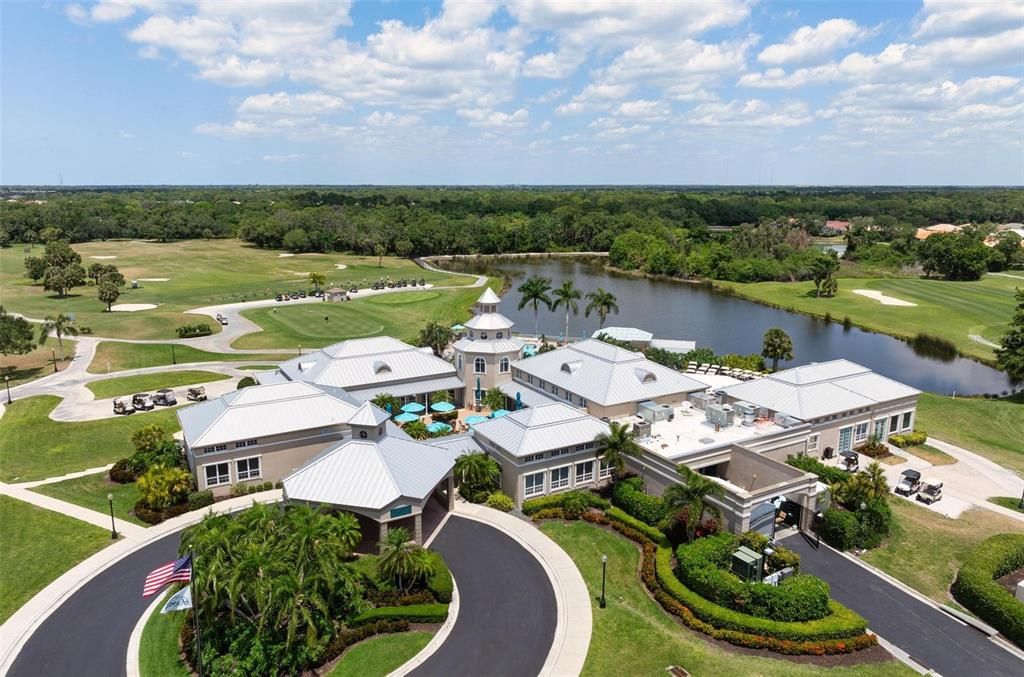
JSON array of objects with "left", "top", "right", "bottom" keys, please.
[
  {"left": 861, "top": 499, "right": 1024, "bottom": 605},
  {"left": 87, "top": 342, "right": 282, "bottom": 373},
  {"left": 0, "top": 339, "right": 77, "bottom": 387},
  {"left": 902, "top": 444, "right": 957, "bottom": 466},
  {"left": 915, "top": 393, "right": 1024, "bottom": 475},
  {"left": 988, "top": 497, "right": 1024, "bottom": 514},
  {"left": 0, "top": 395, "right": 180, "bottom": 482},
  {"left": 539, "top": 521, "right": 912, "bottom": 677},
  {"left": 326, "top": 631, "right": 433, "bottom": 676},
  {"left": 723, "top": 274, "right": 1018, "bottom": 363},
  {"left": 139, "top": 589, "right": 189, "bottom": 677},
  {"left": 0, "top": 495, "right": 115, "bottom": 623},
  {"left": 233, "top": 281, "right": 497, "bottom": 349},
  {"left": 236, "top": 364, "right": 279, "bottom": 370},
  {"left": 86, "top": 370, "right": 231, "bottom": 399},
  {"left": 30, "top": 472, "right": 146, "bottom": 526},
  {"left": 1, "top": 239, "right": 470, "bottom": 340}
]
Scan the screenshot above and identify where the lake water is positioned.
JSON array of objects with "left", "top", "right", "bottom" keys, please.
[{"left": 441, "top": 257, "right": 1012, "bottom": 396}]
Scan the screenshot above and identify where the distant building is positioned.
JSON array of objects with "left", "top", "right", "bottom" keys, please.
[
  {"left": 591, "top": 326, "right": 696, "bottom": 354},
  {"left": 823, "top": 220, "right": 851, "bottom": 234},
  {"left": 915, "top": 223, "right": 964, "bottom": 240}
]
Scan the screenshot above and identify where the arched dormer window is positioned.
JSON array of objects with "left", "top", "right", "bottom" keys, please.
[
  {"left": 499, "top": 357, "right": 510, "bottom": 373},
  {"left": 373, "top": 360, "right": 392, "bottom": 375},
  {"left": 474, "top": 357, "right": 486, "bottom": 374},
  {"left": 635, "top": 368, "right": 657, "bottom": 384}
]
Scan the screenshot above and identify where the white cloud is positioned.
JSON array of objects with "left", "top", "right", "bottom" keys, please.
[
  {"left": 615, "top": 99, "right": 670, "bottom": 119},
  {"left": 687, "top": 99, "right": 813, "bottom": 127},
  {"left": 457, "top": 107, "right": 529, "bottom": 128},
  {"left": 758, "top": 19, "right": 868, "bottom": 66},
  {"left": 523, "top": 49, "right": 586, "bottom": 78},
  {"left": 913, "top": 0, "right": 1024, "bottom": 39},
  {"left": 262, "top": 153, "right": 308, "bottom": 162},
  {"left": 365, "top": 111, "right": 420, "bottom": 127},
  {"left": 118, "top": 129, "right": 134, "bottom": 139},
  {"left": 238, "top": 91, "right": 346, "bottom": 117}
]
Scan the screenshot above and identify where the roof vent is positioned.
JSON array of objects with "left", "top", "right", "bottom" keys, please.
[
  {"left": 373, "top": 361, "right": 392, "bottom": 375},
  {"left": 635, "top": 368, "right": 657, "bottom": 384},
  {"left": 561, "top": 361, "right": 581, "bottom": 374}
]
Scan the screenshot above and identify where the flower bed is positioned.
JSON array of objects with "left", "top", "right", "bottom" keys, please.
[{"left": 952, "top": 533, "right": 1024, "bottom": 648}]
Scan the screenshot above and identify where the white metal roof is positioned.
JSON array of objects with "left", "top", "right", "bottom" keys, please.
[
  {"left": 453, "top": 336, "right": 524, "bottom": 355},
  {"left": 471, "top": 402, "right": 610, "bottom": 457},
  {"left": 722, "top": 360, "right": 920, "bottom": 421},
  {"left": 649, "top": 338, "right": 697, "bottom": 353},
  {"left": 345, "top": 375, "right": 466, "bottom": 401},
  {"left": 513, "top": 339, "right": 708, "bottom": 406},
  {"left": 464, "top": 313, "right": 515, "bottom": 330},
  {"left": 592, "top": 326, "right": 653, "bottom": 342},
  {"left": 278, "top": 337, "right": 457, "bottom": 390},
  {"left": 283, "top": 433, "right": 457, "bottom": 511},
  {"left": 347, "top": 401, "right": 391, "bottom": 427},
  {"left": 497, "top": 381, "right": 562, "bottom": 407},
  {"left": 177, "top": 382, "right": 359, "bottom": 448},
  {"left": 477, "top": 288, "right": 502, "bottom": 304}
]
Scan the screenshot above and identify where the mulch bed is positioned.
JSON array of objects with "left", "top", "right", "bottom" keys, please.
[{"left": 996, "top": 566, "right": 1024, "bottom": 595}]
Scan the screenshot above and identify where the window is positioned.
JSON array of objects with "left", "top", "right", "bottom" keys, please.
[
  {"left": 550, "top": 466, "right": 570, "bottom": 490},
  {"left": 527, "top": 374, "right": 534, "bottom": 384},
  {"left": 499, "top": 357, "right": 510, "bottom": 373},
  {"left": 474, "top": 357, "right": 486, "bottom": 374},
  {"left": 496, "top": 332, "right": 503, "bottom": 339},
  {"left": 873, "top": 418, "right": 887, "bottom": 440},
  {"left": 457, "top": 354, "right": 463, "bottom": 371},
  {"left": 524, "top": 472, "right": 545, "bottom": 498},
  {"left": 550, "top": 448, "right": 572, "bottom": 457},
  {"left": 481, "top": 332, "right": 489, "bottom": 340},
  {"left": 522, "top": 453, "right": 544, "bottom": 463},
  {"left": 203, "top": 444, "right": 227, "bottom": 454},
  {"left": 204, "top": 463, "right": 230, "bottom": 487},
  {"left": 359, "top": 430, "right": 368, "bottom": 439},
  {"left": 838, "top": 426, "right": 853, "bottom": 452},
  {"left": 599, "top": 459, "right": 614, "bottom": 479},
  {"left": 901, "top": 412, "right": 912, "bottom": 431},
  {"left": 234, "top": 439, "right": 257, "bottom": 449},
  {"left": 854, "top": 422, "right": 869, "bottom": 443},
  {"left": 236, "top": 457, "right": 261, "bottom": 481},
  {"left": 889, "top": 414, "right": 899, "bottom": 433},
  {"left": 806, "top": 434, "right": 819, "bottom": 452},
  {"left": 575, "top": 460, "right": 594, "bottom": 484},
  {"left": 564, "top": 390, "right": 573, "bottom": 401},
  {"left": 575, "top": 442, "right": 595, "bottom": 452},
  {"left": 578, "top": 396, "right": 587, "bottom": 407}
]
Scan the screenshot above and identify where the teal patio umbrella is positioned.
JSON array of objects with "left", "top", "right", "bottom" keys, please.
[
  {"left": 465, "top": 415, "right": 488, "bottom": 426},
  {"left": 395, "top": 412, "right": 420, "bottom": 423},
  {"left": 401, "top": 402, "right": 426, "bottom": 413},
  {"left": 430, "top": 401, "right": 456, "bottom": 413},
  {"left": 491, "top": 409, "right": 511, "bottom": 418},
  {"left": 515, "top": 392, "right": 523, "bottom": 410},
  {"left": 427, "top": 421, "right": 452, "bottom": 434}
]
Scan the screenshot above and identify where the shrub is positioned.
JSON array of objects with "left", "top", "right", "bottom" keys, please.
[
  {"left": 786, "top": 455, "right": 848, "bottom": 485},
  {"left": 137, "top": 465, "right": 192, "bottom": 510},
  {"left": 522, "top": 490, "right": 609, "bottom": 515},
  {"left": 425, "top": 551, "right": 454, "bottom": 603},
  {"left": 109, "top": 458, "right": 137, "bottom": 484},
  {"left": 350, "top": 603, "right": 449, "bottom": 626},
  {"left": 236, "top": 376, "right": 257, "bottom": 389},
  {"left": 821, "top": 509, "right": 861, "bottom": 550},
  {"left": 612, "top": 477, "right": 668, "bottom": 525},
  {"left": 176, "top": 323, "right": 213, "bottom": 338},
  {"left": 856, "top": 499, "right": 894, "bottom": 549},
  {"left": 484, "top": 491, "right": 514, "bottom": 512},
  {"left": 562, "top": 491, "right": 591, "bottom": 518},
  {"left": 887, "top": 430, "right": 928, "bottom": 448},
  {"left": 952, "top": 533, "right": 1024, "bottom": 648},
  {"left": 320, "top": 620, "right": 410, "bottom": 667},
  {"left": 187, "top": 490, "right": 214, "bottom": 510},
  {"left": 768, "top": 545, "right": 801, "bottom": 574},
  {"left": 261, "top": 481, "right": 273, "bottom": 491},
  {"left": 606, "top": 507, "right": 670, "bottom": 547},
  {"left": 530, "top": 508, "right": 567, "bottom": 521}
]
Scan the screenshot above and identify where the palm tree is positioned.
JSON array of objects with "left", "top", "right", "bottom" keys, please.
[
  {"left": 594, "top": 421, "right": 642, "bottom": 480},
  {"left": 551, "top": 279, "right": 582, "bottom": 342},
  {"left": 377, "top": 527, "right": 434, "bottom": 592},
  {"left": 761, "top": 327, "right": 794, "bottom": 372},
  {"left": 481, "top": 387, "right": 506, "bottom": 412},
  {"left": 417, "top": 321, "right": 454, "bottom": 358},
  {"left": 372, "top": 392, "right": 400, "bottom": 414},
  {"left": 454, "top": 452, "right": 500, "bottom": 490},
  {"left": 663, "top": 465, "right": 726, "bottom": 542},
  {"left": 403, "top": 420, "right": 430, "bottom": 439},
  {"left": 584, "top": 287, "right": 619, "bottom": 328},
  {"left": 431, "top": 389, "right": 451, "bottom": 405},
  {"left": 39, "top": 312, "right": 79, "bottom": 360},
  {"left": 307, "top": 271, "right": 326, "bottom": 294},
  {"left": 517, "top": 276, "right": 552, "bottom": 336}
]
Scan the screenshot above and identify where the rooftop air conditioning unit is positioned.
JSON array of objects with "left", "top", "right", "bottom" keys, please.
[
  {"left": 734, "top": 401, "right": 758, "bottom": 426},
  {"left": 632, "top": 421, "right": 652, "bottom": 439},
  {"left": 688, "top": 392, "right": 713, "bottom": 410},
  {"left": 705, "top": 403, "right": 734, "bottom": 428}
]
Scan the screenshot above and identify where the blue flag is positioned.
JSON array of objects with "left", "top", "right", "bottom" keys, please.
[{"left": 160, "top": 586, "right": 192, "bottom": 614}]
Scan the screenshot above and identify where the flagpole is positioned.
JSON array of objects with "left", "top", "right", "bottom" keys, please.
[{"left": 190, "top": 547, "right": 204, "bottom": 677}]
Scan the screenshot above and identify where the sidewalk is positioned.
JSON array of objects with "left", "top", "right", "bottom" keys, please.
[{"left": 0, "top": 481, "right": 146, "bottom": 539}]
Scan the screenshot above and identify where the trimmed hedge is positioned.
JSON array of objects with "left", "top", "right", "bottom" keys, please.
[
  {"left": 522, "top": 490, "right": 609, "bottom": 516},
  {"left": 133, "top": 500, "right": 190, "bottom": 525},
  {"left": 350, "top": 603, "right": 449, "bottom": 626},
  {"left": 606, "top": 506, "right": 670, "bottom": 547},
  {"left": 187, "top": 490, "right": 214, "bottom": 510},
  {"left": 952, "top": 533, "right": 1024, "bottom": 648},
  {"left": 612, "top": 477, "right": 668, "bottom": 525},
  {"left": 786, "top": 455, "right": 848, "bottom": 485},
  {"left": 109, "top": 458, "right": 137, "bottom": 484},
  {"left": 821, "top": 509, "right": 861, "bottom": 550},
  {"left": 426, "top": 551, "right": 454, "bottom": 603},
  {"left": 887, "top": 431, "right": 928, "bottom": 448},
  {"left": 485, "top": 491, "right": 514, "bottom": 512}
]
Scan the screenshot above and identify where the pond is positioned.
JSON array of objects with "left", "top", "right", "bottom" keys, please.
[{"left": 441, "top": 257, "right": 1012, "bottom": 396}]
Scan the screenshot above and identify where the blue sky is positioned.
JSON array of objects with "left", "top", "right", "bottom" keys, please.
[{"left": 2, "top": 1, "right": 1022, "bottom": 185}]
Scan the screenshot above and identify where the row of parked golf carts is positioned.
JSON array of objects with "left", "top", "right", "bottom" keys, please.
[
  {"left": 837, "top": 449, "right": 942, "bottom": 504},
  {"left": 112, "top": 386, "right": 207, "bottom": 415}
]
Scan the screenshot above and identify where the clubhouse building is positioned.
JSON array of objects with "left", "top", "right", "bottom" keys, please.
[{"left": 177, "top": 288, "right": 920, "bottom": 540}]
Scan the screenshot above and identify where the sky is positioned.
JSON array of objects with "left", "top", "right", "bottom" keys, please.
[{"left": 2, "top": 0, "right": 1022, "bottom": 186}]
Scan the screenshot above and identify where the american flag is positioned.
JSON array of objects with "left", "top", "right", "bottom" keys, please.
[{"left": 143, "top": 554, "right": 192, "bottom": 597}]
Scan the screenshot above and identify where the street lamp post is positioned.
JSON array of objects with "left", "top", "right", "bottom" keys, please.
[
  {"left": 171, "top": 344, "right": 176, "bottom": 365},
  {"left": 4, "top": 375, "right": 11, "bottom": 405},
  {"left": 107, "top": 493, "right": 117, "bottom": 540},
  {"left": 599, "top": 554, "right": 608, "bottom": 609}
]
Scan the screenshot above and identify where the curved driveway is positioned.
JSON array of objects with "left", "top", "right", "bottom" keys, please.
[{"left": 8, "top": 516, "right": 557, "bottom": 677}]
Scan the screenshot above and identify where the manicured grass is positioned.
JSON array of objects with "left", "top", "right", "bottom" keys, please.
[
  {"left": 31, "top": 472, "right": 146, "bottom": 526},
  {"left": 1, "top": 240, "right": 470, "bottom": 340},
  {"left": 0, "top": 495, "right": 114, "bottom": 623},
  {"left": 0, "top": 395, "right": 180, "bottom": 482},
  {"left": 88, "top": 342, "right": 282, "bottom": 373},
  {"left": 326, "top": 631, "right": 433, "bottom": 676},
  {"left": 234, "top": 282, "right": 497, "bottom": 349},
  {"left": 861, "top": 499, "right": 1024, "bottom": 605},
  {"left": 0, "top": 339, "right": 78, "bottom": 387},
  {"left": 902, "top": 444, "right": 957, "bottom": 466},
  {"left": 724, "top": 274, "right": 1018, "bottom": 363},
  {"left": 988, "top": 497, "right": 1024, "bottom": 514},
  {"left": 915, "top": 393, "right": 1024, "bottom": 475},
  {"left": 139, "top": 589, "right": 189, "bottom": 677},
  {"left": 236, "top": 364, "right": 279, "bottom": 370},
  {"left": 539, "top": 521, "right": 912, "bottom": 677},
  {"left": 86, "top": 370, "right": 231, "bottom": 399}
]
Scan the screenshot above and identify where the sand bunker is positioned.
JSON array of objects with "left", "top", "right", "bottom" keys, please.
[
  {"left": 335, "top": 264, "right": 348, "bottom": 269},
  {"left": 110, "top": 303, "right": 158, "bottom": 312},
  {"left": 853, "top": 289, "right": 917, "bottom": 307},
  {"left": 89, "top": 255, "right": 118, "bottom": 260},
  {"left": 138, "top": 277, "right": 170, "bottom": 282},
  {"left": 278, "top": 253, "right": 295, "bottom": 257}
]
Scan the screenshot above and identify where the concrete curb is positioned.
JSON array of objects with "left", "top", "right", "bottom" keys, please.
[
  {"left": 388, "top": 579, "right": 461, "bottom": 677},
  {"left": 126, "top": 590, "right": 169, "bottom": 677}
]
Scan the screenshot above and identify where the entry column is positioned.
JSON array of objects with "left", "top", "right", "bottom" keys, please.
[
  {"left": 414, "top": 513, "right": 423, "bottom": 544},
  {"left": 378, "top": 520, "right": 388, "bottom": 553}
]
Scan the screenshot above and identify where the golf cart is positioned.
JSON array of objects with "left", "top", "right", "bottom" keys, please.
[
  {"left": 132, "top": 393, "right": 154, "bottom": 411},
  {"left": 839, "top": 449, "right": 859, "bottom": 472},
  {"left": 916, "top": 478, "right": 943, "bottom": 504},
  {"left": 187, "top": 386, "right": 207, "bottom": 402},
  {"left": 153, "top": 388, "right": 177, "bottom": 406},
  {"left": 895, "top": 469, "right": 922, "bottom": 496},
  {"left": 216, "top": 313, "right": 228, "bottom": 325},
  {"left": 113, "top": 398, "right": 135, "bottom": 415}
]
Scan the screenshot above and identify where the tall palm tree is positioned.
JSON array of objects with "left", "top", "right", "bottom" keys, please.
[
  {"left": 453, "top": 452, "right": 500, "bottom": 490},
  {"left": 307, "top": 271, "right": 326, "bottom": 294},
  {"left": 761, "top": 327, "right": 794, "bottom": 372},
  {"left": 594, "top": 421, "right": 642, "bottom": 480},
  {"left": 417, "top": 321, "right": 454, "bottom": 358},
  {"left": 403, "top": 420, "right": 430, "bottom": 439},
  {"left": 372, "top": 392, "right": 400, "bottom": 414},
  {"left": 39, "top": 312, "right": 78, "bottom": 360},
  {"left": 517, "top": 276, "right": 552, "bottom": 336},
  {"left": 551, "top": 279, "right": 582, "bottom": 342},
  {"left": 376, "top": 526, "right": 434, "bottom": 592},
  {"left": 584, "top": 287, "right": 619, "bottom": 329},
  {"left": 663, "top": 465, "right": 726, "bottom": 542}
]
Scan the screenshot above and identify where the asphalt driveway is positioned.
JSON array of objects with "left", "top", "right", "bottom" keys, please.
[
  {"left": 782, "top": 533, "right": 1023, "bottom": 676},
  {"left": 411, "top": 516, "right": 557, "bottom": 677}
]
